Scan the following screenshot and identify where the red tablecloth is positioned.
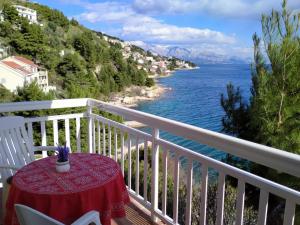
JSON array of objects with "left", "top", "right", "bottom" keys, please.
[{"left": 5, "top": 153, "right": 130, "bottom": 225}]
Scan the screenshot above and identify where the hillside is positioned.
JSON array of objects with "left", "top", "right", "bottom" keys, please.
[{"left": 0, "top": 0, "right": 195, "bottom": 101}]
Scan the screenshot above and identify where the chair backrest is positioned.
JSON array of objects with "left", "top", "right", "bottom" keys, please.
[
  {"left": 0, "top": 116, "right": 35, "bottom": 183},
  {"left": 15, "top": 204, "right": 64, "bottom": 225}
]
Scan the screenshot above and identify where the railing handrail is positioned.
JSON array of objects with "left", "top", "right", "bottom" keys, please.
[
  {"left": 0, "top": 98, "right": 89, "bottom": 113},
  {"left": 88, "top": 99, "right": 300, "bottom": 178},
  {"left": 0, "top": 98, "right": 299, "bottom": 178}
]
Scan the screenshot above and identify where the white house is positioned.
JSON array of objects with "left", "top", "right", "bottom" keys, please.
[
  {"left": 146, "top": 56, "right": 154, "bottom": 62},
  {"left": 0, "top": 56, "right": 55, "bottom": 92},
  {"left": 159, "top": 60, "right": 166, "bottom": 68},
  {"left": 122, "top": 52, "right": 130, "bottom": 59},
  {"left": 132, "top": 52, "right": 142, "bottom": 61},
  {"left": 124, "top": 46, "right": 131, "bottom": 52},
  {"left": 103, "top": 36, "right": 108, "bottom": 41},
  {"left": 13, "top": 5, "right": 38, "bottom": 24},
  {"left": 137, "top": 59, "right": 144, "bottom": 65}
]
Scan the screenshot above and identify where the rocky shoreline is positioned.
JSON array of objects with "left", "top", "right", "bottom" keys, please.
[
  {"left": 108, "top": 67, "right": 197, "bottom": 108},
  {"left": 108, "top": 84, "right": 170, "bottom": 108}
]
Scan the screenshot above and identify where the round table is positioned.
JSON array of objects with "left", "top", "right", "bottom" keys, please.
[{"left": 5, "top": 153, "right": 130, "bottom": 225}]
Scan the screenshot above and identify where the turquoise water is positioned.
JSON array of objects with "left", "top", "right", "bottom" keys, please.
[{"left": 136, "top": 64, "right": 252, "bottom": 160}]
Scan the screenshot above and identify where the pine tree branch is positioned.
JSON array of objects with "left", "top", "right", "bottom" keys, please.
[{"left": 277, "top": 92, "right": 284, "bottom": 127}]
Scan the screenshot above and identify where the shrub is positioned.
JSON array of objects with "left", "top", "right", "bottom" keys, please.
[{"left": 145, "top": 78, "right": 155, "bottom": 87}]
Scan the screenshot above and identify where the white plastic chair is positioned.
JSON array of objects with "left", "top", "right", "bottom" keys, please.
[
  {"left": 15, "top": 204, "right": 101, "bottom": 225},
  {"left": 0, "top": 116, "right": 56, "bottom": 183},
  {"left": 0, "top": 116, "right": 56, "bottom": 219}
]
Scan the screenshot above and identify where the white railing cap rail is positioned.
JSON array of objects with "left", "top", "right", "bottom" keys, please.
[
  {"left": 0, "top": 98, "right": 89, "bottom": 113},
  {"left": 89, "top": 99, "right": 300, "bottom": 178}
]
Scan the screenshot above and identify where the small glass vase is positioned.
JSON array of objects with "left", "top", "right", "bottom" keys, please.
[{"left": 56, "top": 160, "right": 70, "bottom": 173}]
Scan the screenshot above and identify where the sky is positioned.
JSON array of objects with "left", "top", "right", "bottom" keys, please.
[{"left": 34, "top": 0, "right": 300, "bottom": 61}]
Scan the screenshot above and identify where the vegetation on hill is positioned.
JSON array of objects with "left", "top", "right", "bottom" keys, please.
[
  {"left": 0, "top": 0, "right": 149, "bottom": 99},
  {"left": 0, "top": 84, "right": 14, "bottom": 103},
  {"left": 0, "top": 0, "right": 196, "bottom": 101}
]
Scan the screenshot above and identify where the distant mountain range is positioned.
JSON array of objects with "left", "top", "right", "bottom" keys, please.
[{"left": 128, "top": 41, "right": 252, "bottom": 65}]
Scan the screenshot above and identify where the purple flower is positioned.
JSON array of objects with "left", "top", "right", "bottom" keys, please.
[{"left": 56, "top": 144, "right": 69, "bottom": 162}]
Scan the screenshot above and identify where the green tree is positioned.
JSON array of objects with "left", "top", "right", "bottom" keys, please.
[
  {"left": 14, "top": 82, "right": 54, "bottom": 102},
  {"left": 127, "top": 63, "right": 146, "bottom": 86},
  {"left": 167, "top": 58, "right": 177, "bottom": 71},
  {"left": 145, "top": 78, "right": 155, "bottom": 87},
  {"left": 0, "top": 3, "right": 23, "bottom": 41},
  {"left": 73, "top": 31, "right": 97, "bottom": 67},
  {"left": 70, "top": 18, "right": 79, "bottom": 26},
  {"left": 38, "top": 49, "right": 60, "bottom": 71},
  {"left": 221, "top": 0, "right": 300, "bottom": 153},
  {"left": 220, "top": 2, "right": 300, "bottom": 223},
  {"left": 65, "top": 72, "right": 100, "bottom": 98},
  {"left": 28, "top": 3, "right": 69, "bottom": 28},
  {"left": 1, "top": 3, "right": 19, "bottom": 23},
  {"left": 109, "top": 45, "right": 126, "bottom": 71},
  {"left": 10, "top": 22, "right": 47, "bottom": 58},
  {"left": 56, "top": 53, "right": 85, "bottom": 77},
  {"left": 220, "top": 83, "right": 251, "bottom": 140},
  {"left": 97, "top": 63, "right": 118, "bottom": 95},
  {"left": 0, "top": 85, "right": 14, "bottom": 103},
  {"left": 0, "top": 21, "right": 13, "bottom": 39}
]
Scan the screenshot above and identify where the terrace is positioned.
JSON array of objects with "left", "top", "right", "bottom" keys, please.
[{"left": 0, "top": 98, "right": 299, "bottom": 225}]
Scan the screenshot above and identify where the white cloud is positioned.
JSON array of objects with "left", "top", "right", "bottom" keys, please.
[
  {"left": 77, "top": 1, "right": 235, "bottom": 45},
  {"left": 133, "top": 0, "right": 300, "bottom": 18},
  {"left": 77, "top": 2, "right": 135, "bottom": 23},
  {"left": 122, "top": 17, "right": 235, "bottom": 45},
  {"left": 71, "top": 0, "right": 266, "bottom": 60},
  {"left": 57, "top": 0, "right": 300, "bottom": 62}
]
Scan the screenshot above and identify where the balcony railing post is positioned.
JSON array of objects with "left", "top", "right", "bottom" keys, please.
[
  {"left": 87, "top": 105, "right": 93, "bottom": 154},
  {"left": 151, "top": 128, "right": 159, "bottom": 222}
]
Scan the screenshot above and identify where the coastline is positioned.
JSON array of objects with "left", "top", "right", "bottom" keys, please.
[
  {"left": 108, "top": 67, "right": 197, "bottom": 109},
  {"left": 108, "top": 83, "right": 170, "bottom": 108}
]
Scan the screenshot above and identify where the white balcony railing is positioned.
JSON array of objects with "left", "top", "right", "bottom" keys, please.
[{"left": 0, "top": 98, "right": 299, "bottom": 225}]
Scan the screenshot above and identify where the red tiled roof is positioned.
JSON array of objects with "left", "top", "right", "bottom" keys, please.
[
  {"left": 14, "top": 56, "right": 37, "bottom": 67},
  {"left": 1, "top": 61, "right": 31, "bottom": 75},
  {"left": 2, "top": 61, "right": 21, "bottom": 69}
]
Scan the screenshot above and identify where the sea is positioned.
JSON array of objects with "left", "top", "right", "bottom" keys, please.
[{"left": 136, "top": 64, "right": 252, "bottom": 160}]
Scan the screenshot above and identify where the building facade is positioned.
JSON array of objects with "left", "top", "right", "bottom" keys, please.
[
  {"left": 13, "top": 5, "right": 38, "bottom": 24},
  {"left": 0, "top": 56, "right": 55, "bottom": 92}
]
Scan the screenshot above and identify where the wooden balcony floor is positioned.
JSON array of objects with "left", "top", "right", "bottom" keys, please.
[{"left": 112, "top": 197, "right": 160, "bottom": 225}]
